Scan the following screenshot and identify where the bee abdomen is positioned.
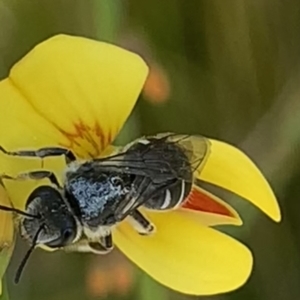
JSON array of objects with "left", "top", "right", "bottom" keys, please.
[{"left": 144, "top": 180, "right": 192, "bottom": 211}]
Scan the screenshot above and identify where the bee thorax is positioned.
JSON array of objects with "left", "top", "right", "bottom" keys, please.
[{"left": 66, "top": 170, "right": 132, "bottom": 227}]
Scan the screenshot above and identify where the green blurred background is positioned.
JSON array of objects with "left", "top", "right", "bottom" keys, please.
[{"left": 1, "top": 0, "right": 300, "bottom": 299}]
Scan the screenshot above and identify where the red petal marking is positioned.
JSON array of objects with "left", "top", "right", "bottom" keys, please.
[
  {"left": 182, "top": 187, "right": 234, "bottom": 217},
  {"left": 58, "top": 121, "right": 106, "bottom": 158}
]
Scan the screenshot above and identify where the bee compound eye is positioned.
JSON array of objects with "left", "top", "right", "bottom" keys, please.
[
  {"left": 45, "top": 227, "right": 76, "bottom": 248},
  {"left": 62, "top": 228, "right": 76, "bottom": 244}
]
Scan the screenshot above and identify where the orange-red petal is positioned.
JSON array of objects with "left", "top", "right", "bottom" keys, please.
[{"left": 181, "top": 185, "right": 242, "bottom": 226}]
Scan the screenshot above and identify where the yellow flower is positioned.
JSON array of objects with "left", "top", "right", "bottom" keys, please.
[
  {"left": 0, "top": 35, "right": 280, "bottom": 295},
  {"left": 0, "top": 182, "right": 14, "bottom": 295}
]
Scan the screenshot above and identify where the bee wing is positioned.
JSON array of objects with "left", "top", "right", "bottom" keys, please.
[
  {"left": 93, "top": 151, "right": 167, "bottom": 220},
  {"left": 126, "top": 133, "right": 211, "bottom": 182},
  {"left": 94, "top": 152, "right": 157, "bottom": 177},
  {"left": 94, "top": 133, "right": 211, "bottom": 219},
  {"left": 95, "top": 133, "right": 211, "bottom": 183},
  {"left": 153, "top": 133, "right": 211, "bottom": 178},
  {"left": 113, "top": 177, "right": 155, "bottom": 220},
  {"left": 114, "top": 176, "right": 179, "bottom": 221}
]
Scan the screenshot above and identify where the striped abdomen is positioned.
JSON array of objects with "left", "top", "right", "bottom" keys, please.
[{"left": 143, "top": 179, "right": 192, "bottom": 210}]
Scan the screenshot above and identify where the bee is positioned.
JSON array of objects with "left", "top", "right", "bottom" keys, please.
[{"left": 0, "top": 133, "right": 210, "bottom": 281}]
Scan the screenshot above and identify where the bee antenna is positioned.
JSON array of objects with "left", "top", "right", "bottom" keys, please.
[
  {"left": 14, "top": 224, "right": 44, "bottom": 284},
  {"left": 0, "top": 204, "right": 40, "bottom": 219}
]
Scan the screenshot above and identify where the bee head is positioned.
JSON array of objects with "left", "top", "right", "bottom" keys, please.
[
  {"left": 0, "top": 185, "right": 82, "bottom": 283},
  {"left": 21, "top": 185, "right": 80, "bottom": 249}
]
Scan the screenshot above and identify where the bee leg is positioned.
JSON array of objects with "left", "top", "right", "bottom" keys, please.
[
  {"left": 89, "top": 234, "right": 114, "bottom": 254},
  {"left": 63, "top": 240, "right": 108, "bottom": 255},
  {"left": 0, "top": 170, "right": 62, "bottom": 189},
  {"left": 128, "top": 210, "right": 155, "bottom": 235},
  {"left": 0, "top": 146, "right": 76, "bottom": 164},
  {"left": 64, "top": 234, "right": 114, "bottom": 255},
  {"left": 0, "top": 171, "right": 62, "bottom": 189},
  {"left": 88, "top": 242, "right": 112, "bottom": 254},
  {"left": 64, "top": 241, "right": 95, "bottom": 253}
]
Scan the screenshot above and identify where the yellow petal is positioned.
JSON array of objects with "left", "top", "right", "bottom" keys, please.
[
  {"left": 8, "top": 34, "right": 148, "bottom": 158},
  {"left": 0, "top": 183, "right": 15, "bottom": 285},
  {"left": 0, "top": 35, "right": 148, "bottom": 208},
  {"left": 199, "top": 140, "right": 281, "bottom": 222},
  {"left": 114, "top": 210, "right": 253, "bottom": 295}
]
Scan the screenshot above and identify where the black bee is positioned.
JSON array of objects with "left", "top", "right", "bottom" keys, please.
[{"left": 0, "top": 133, "right": 210, "bottom": 281}]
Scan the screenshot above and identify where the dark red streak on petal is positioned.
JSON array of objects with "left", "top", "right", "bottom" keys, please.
[
  {"left": 58, "top": 121, "right": 108, "bottom": 158},
  {"left": 7, "top": 80, "right": 107, "bottom": 158},
  {"left": 182, "top": 188, "right": 234, "bottom": 217},
  {"left": 95, "top": 123, "right": 107, "bottom": 151}
]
